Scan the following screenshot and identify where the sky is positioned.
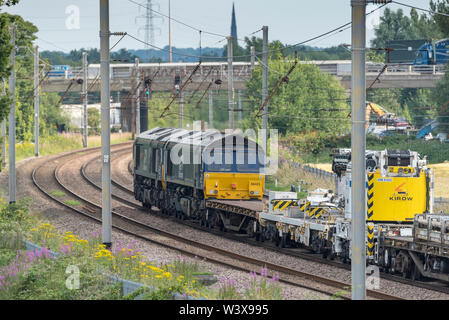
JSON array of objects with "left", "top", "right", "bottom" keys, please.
[{"left": 1, "top": 0, "right": 433, "bottom": 53}]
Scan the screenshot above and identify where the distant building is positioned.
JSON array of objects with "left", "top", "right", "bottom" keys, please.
[
  {"left": 231, "top": 2, "right": 238, "bottom": 41},
  {"left": 61, "top": 103, "right": 121, "bottom": 129}
]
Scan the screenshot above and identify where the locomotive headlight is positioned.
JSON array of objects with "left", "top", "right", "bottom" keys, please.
[
  {"left": 209, "top": 190, "right": 214, "bottom": 194},
  {"left": 255, "top": 191, "right": 259, "bottom": 195},
  {"left": 250, "top": 191, "right": 254, "bottom": 195},
  {"left": 214, "top": 190, "right": 218, "bottom": 194}
]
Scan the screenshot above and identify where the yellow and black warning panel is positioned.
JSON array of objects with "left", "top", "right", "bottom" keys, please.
[
  {"left": 300, "top": 201, "right": 310, "bottom": 212},
  {"left": 306, "top": 206, "right": 331, "bottom": 219},
  {"left": 367, "top": 173, "right": 374, "bottom": 220},
  {"left": 308, "top": 207, "right": 324, "bottom": 219},
  {"left": 367, "top": 223, "right": 374, "bottom": 258},
  {"left": 270, "top": 199, "right": 299, "bottom": 211}
]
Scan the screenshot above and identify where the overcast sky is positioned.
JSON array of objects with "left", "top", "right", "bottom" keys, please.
[{"left": 1, "top": 0, "right": 432, "bottom": 52}]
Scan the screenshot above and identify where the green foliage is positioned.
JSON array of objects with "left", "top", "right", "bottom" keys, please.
[
  {"left": 0, "top": 0, "right": 19, "bottom": 6},
  {"left": 244, "top": 58, "right": 350, "bottom": 135},
  {"left": 366, "top": 88, "right": 437, "bottom": 128},
  {"left": 63, "top": 200, "right": 81, "bottom": 207},
  {"left": 40, "top": 48, "right": 138, "bottom": 66},
  {"left": 39, "top": 92, "right": 71, "bottom": 136},
  {"left": 266, "top": 159, "right": 334, "bottom": 192},
  {"left": 87, "top": 108, "right": 100, "bottom": 135},
  {"left": 410, "top": 7, "right": 441, "bottom": 39},
  {"left": 372, "top": 7, "right": 442, "bottom": 48},
  {"left": 433, "top": 64, "right": 449, "bottom": 129},
  {"left": 147, "top": 93, "right": 183, "bottom": 128},
  {"left": 0, "top": 10, "right": 37, "bottom": 123},
  {"left": 372, "top": 8, "right": 418, "bottom": 48},
  {"left": 430, "top": 0, "right": 449, "bottom": 37},
  {"left": 50, "top": 190, "right": 65, "bottom": 197},
  {"left": 0, "top": 197, "right": 33, "bottom": 254},
  {"left": 294, "top": 133, "right": 449, "bottom": 165}
]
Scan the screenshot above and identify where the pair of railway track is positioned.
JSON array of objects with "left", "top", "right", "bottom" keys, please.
[{"left": 31, "top": 143, "right": 404, "bottom": 300}]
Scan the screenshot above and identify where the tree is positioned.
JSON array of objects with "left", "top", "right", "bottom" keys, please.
[
  {"left": 87, "top": 108, "right": 100, "bottom": 135},
  {"left": 243, "top": 58, "right": 350, "bottom": 136},
  {"left": 39, "top": 92, "right": 70, "bottom": 136},
  {"left": 410, "top": 8, "right": 442, "bottom": 39},
  {"left": 0, "top": 1, "right": 19, "bottom": 5},
  {"left": 372, "top": 8, "right": 417, "bottom": 48},
  {"left": 430, "top": 0, "right": 449, "bottom": 37},
  {"left": 0, "top": 12, "right": 38, "bottom": 139},
  {"left": 0, "top": 0, "right": 23, "bottom": 122},
  {"left": 433, "top": 64, "right": 449, "bottom": 131},
  {"left": 0, "top": 15, "right": 12, "bottom": 122},
  {"left": 371, "top": 7, "right": 442, "bottom": 49}
]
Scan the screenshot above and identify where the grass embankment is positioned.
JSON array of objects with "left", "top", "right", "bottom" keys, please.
[
  {"left": 266, "top": 161, "right": 335, "bottom": 196},
  {"left": 0, "top": 198, "right": 285, "bottom": 300},
  {"left": 429, "top": 163, "right": 449, "bottom": 199},
  {"left": 1, "top": 132, "right": 132, "bottom": 164},
  {"left": 289, "top": 135, "right": 449, "bottom": 165}
]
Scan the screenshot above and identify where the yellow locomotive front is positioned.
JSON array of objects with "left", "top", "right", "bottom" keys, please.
[{"left": 203, "top": 146, "right": 265, "bottom": 201}]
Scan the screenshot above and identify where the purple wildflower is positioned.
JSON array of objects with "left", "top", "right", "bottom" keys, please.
[{"left": 260, "top": 266, "right": 268, "bottom": 277}]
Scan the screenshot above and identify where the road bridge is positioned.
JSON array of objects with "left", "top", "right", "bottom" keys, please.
[{"left": 40, "top": 60, "right": 445, "bottom": 94}]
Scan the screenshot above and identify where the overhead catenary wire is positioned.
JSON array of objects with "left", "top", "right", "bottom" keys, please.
[
  {"left": 125, "top": 4, "right": 386, "bottom": 62},
  {"left": 186, "top": 67, "right": 215, "bottom": 104},
  {"left": 78, "top": 35, "right": 128, "bottom": 102},
  {"left": 216, "top": 27, "right": 264, "bottom": 44},
  {"left": 159, "top": 61, "right": 202, "bottom": 118},
  {"left": 194, "top": 81, "right": 213, "bottom": 108},
  {"left": 126, "top": 0, "right": 247, "bottom": 41},
  {"left": 255, "top": 58, "right": 298, "bottom": 117},
  {"left": 391, "top": 1, "right": 449, "bottom": 18}
]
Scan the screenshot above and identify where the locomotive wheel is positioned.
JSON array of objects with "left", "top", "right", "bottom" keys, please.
[
  {"left": 247, "top": 221, "right": 255, "bottom": 238},
  {"left": 279, "top": 234, "right": 287, "bottom": 248},
  {"left": 274, "top": 234, "right": 280, "bottom": 247},
  {"left": 411, "top": 263, "right": 421, "bottom": 281}
]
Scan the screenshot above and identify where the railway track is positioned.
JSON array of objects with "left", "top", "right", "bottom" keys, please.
[
  {"left": 31, "top": 144, "right": 403, "bottom": 300},
  {"left": 86, "top": 146, "right": 408, "bottom": 299},
  {"left": 99, "top": 148, "right": 449, "bottom": 298}
]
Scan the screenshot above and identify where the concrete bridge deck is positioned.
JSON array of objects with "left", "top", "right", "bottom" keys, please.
[{"left": 40, "top": 60, "right": 445, "bottom": 93}]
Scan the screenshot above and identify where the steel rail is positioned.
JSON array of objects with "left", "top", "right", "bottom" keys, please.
[
  {"left": 64, "top": 147, "right": 402, "bottom": 300},
  {"left": 32, "top": 147, "right": 357, "bottom": 299}
]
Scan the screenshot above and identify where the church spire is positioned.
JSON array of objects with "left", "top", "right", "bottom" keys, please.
[{"left": 231, "top": 2, "right": 237, "bottom": 40}]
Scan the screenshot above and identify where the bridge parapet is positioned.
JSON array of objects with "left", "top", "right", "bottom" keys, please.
[{"left": 41, "top": 60, "right": 445, "bottom": 92}]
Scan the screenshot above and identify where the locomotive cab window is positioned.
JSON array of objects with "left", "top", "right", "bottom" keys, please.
[
  {"left": 236, "top": 149, "right": 264, "bottom": 173},
  {"left": 150, "top": 147, "right": 157, "bottom": 173},
  {"left": 135, "top": 144, "right": 142, "bottom": 170},
  {"left": 204, "top": 149, "right": 232, "bottom": 172}
]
